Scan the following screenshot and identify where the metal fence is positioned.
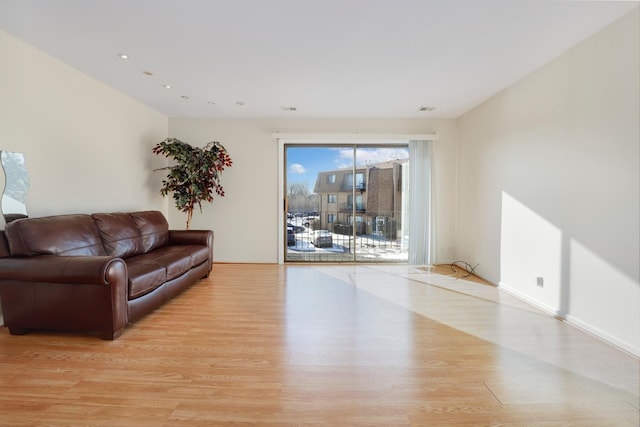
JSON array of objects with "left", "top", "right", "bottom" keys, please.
[{"left": 286, "top": 210, "right": 408, "bottom": 263}]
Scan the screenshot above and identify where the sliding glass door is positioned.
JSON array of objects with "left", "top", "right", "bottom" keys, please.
[{"left": 285, "top": 144, "right": 409, "bottom": 263}]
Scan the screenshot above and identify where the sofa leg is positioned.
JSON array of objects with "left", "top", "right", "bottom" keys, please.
[
  {"left": 8, "top": 326, "right": 30, "bottom": 336},
  {"left": 100, "top": 328, "right": 124, "bottom": 340}
]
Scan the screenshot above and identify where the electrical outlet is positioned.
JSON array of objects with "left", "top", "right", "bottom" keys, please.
[{"left": 536, "top": 277, "right": 544, "bottom": 287}]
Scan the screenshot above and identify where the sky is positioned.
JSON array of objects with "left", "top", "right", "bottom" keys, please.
[{"left": 286, "top": 145, "right": 409, "bottom": 193}]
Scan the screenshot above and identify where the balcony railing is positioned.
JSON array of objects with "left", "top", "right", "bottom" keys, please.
[
  {"left": 339, "top": 203, "right": 366, "bottom": 213},
  {"left": 339, "top": 182, "right": 366, "bottom": 192},
  {"left": 285, "top": 209, "right": 407, "bottom": 263}
]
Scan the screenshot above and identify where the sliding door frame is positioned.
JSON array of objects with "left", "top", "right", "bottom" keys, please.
[{"left": 275, "top": 133, "right": 438, "bottom": 264}]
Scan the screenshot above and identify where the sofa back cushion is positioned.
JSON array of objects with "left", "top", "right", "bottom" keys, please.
[
  {"left": 4, "top": 214, "right": 107, "bottom": 256},
  {"left": 92, "top": 212, "right": 144, "bottom": 258},
  {"left": 130, "top": 210, "right": 169, "bottom": 253}
]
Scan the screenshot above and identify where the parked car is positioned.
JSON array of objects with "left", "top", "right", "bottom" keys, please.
[
  {"left": 287, "top": 222, "right": 305, "bottom": 233},
  {"left": 312, "top": 230, "right": 332, "bottom": 248},
  {"left": 287, "top": 226, "right": 296, "bottom": 246},
  {"left": 303, "top": 215, "right": 319, "bottom": 227}
]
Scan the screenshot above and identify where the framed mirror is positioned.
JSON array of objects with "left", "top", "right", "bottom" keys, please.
[{"left": 1, "top": 151, "right": 30, "bottom": 223}]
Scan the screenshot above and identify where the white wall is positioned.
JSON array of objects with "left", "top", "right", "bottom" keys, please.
[
  {"left": 456, "top": 9, "right": 639, "bottom": 354},
  {"left": 0, "top": 30, "right": 168, "bottom": 224},
  {"left": 168, "top": 118, "right": 458, "bottom": 264}
]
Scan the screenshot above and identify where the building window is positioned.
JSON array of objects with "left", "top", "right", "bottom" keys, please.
[
  {"left": 348, "top": 215, "right": 363, "bottom": 225},
  {"left": 347, "top": 194, "right": 364, "bottom": 211},
  {"left": 344, "top": 173, "right": 352, "bottom": 188},
  {"left": 343, "top": 172, "right": 365, "bottom": 189},
  {"left": 327, "top": 194, "right": 336, "bottom": 203},
  {"left": 327, "top": 174, "right": 336, "bottom": 184},
  {"left": 327, "top": 213, "right": 336, "bottom": 224}
]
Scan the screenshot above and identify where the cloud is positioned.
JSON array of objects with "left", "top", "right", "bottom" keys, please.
[
  {"left": 289, "top": 163, "right": 306, "bottom": 174},
  {"left": 334, "top": 147, "right": 409, "bottom": 169}
]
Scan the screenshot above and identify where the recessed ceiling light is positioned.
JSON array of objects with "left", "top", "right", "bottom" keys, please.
[
  {"left": 117, "top": 53, "right": 129, "bottom": 60},
  {"left": 418, "top": 106, "right": 436, "bottom": 112},
  {"left": 163, "top": 84, "right": 172, "bottom": 89},
  {"left": 280, "top": 106, "right": 297, "bottom": 111}
]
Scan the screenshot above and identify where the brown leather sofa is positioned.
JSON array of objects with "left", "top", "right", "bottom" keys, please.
[{"left": 0, "top": 210, "right": 213, "bottom": 339}]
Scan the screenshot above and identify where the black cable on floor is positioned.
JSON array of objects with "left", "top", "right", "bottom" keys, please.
[{"left": 447, "top": 260, "right": 480, "bottom": 278}]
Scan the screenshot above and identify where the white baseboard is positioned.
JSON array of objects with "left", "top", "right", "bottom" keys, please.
[
  {"left": 564, "top": 314, "right": 639, "bottom": 357},
  {"left": 498, "top": 281, "right": 561, "bottom": 316},
  {"left": 498, "top": 281, "right": 639, "bottom": 357}
]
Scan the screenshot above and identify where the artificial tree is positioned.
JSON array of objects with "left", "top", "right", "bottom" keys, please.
[{"left": 152, "top": 138, "right": 232, "bottom": 229}]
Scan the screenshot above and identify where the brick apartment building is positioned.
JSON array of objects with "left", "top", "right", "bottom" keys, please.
[{"left": 313, "top": 160, "right": 406, "bottom": 239}]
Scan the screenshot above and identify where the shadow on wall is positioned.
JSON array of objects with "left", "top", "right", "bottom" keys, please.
[{"left": 499, "top": 191, "right": 639, "bottom": 355}]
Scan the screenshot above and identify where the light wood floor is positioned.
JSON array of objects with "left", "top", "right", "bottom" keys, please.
[{"left": 0, "top": 263, "right": 638, "bottom": 426}]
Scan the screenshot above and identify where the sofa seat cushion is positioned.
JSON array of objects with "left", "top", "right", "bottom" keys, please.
[
  {"left": 145, "top": 246, "right": 199, "bottom": 280},
  {"left": 184, "top": 245, "right": 210, "bottom": 267},
  {"left": 92, "top": 212, "right": 144, "bottom": 258},
  {"left": 126, "top": 258, "right": 167, "bottom": 299},
  {"left": 4, "top": 214, "right": 107, "bottom": 256}
]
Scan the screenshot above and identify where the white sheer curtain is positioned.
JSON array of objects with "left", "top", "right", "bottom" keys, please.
[{"left": 408, "top": 140, "right": 434, "bottom": 266}]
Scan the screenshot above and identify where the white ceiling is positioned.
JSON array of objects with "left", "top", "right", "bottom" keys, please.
[{"left": 1, "top": 0, "right": 637, "bottom": 118}]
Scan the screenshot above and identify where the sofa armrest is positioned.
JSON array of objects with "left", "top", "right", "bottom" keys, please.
[
  {"left": 0, "top": 255, "right": 126, "bottom": 285},
  {"left": 0, "top": 255, "right": 128, "bottom": 340},
  {"left": 168, "top": 229, "right": 213, "bottom": 246}
]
